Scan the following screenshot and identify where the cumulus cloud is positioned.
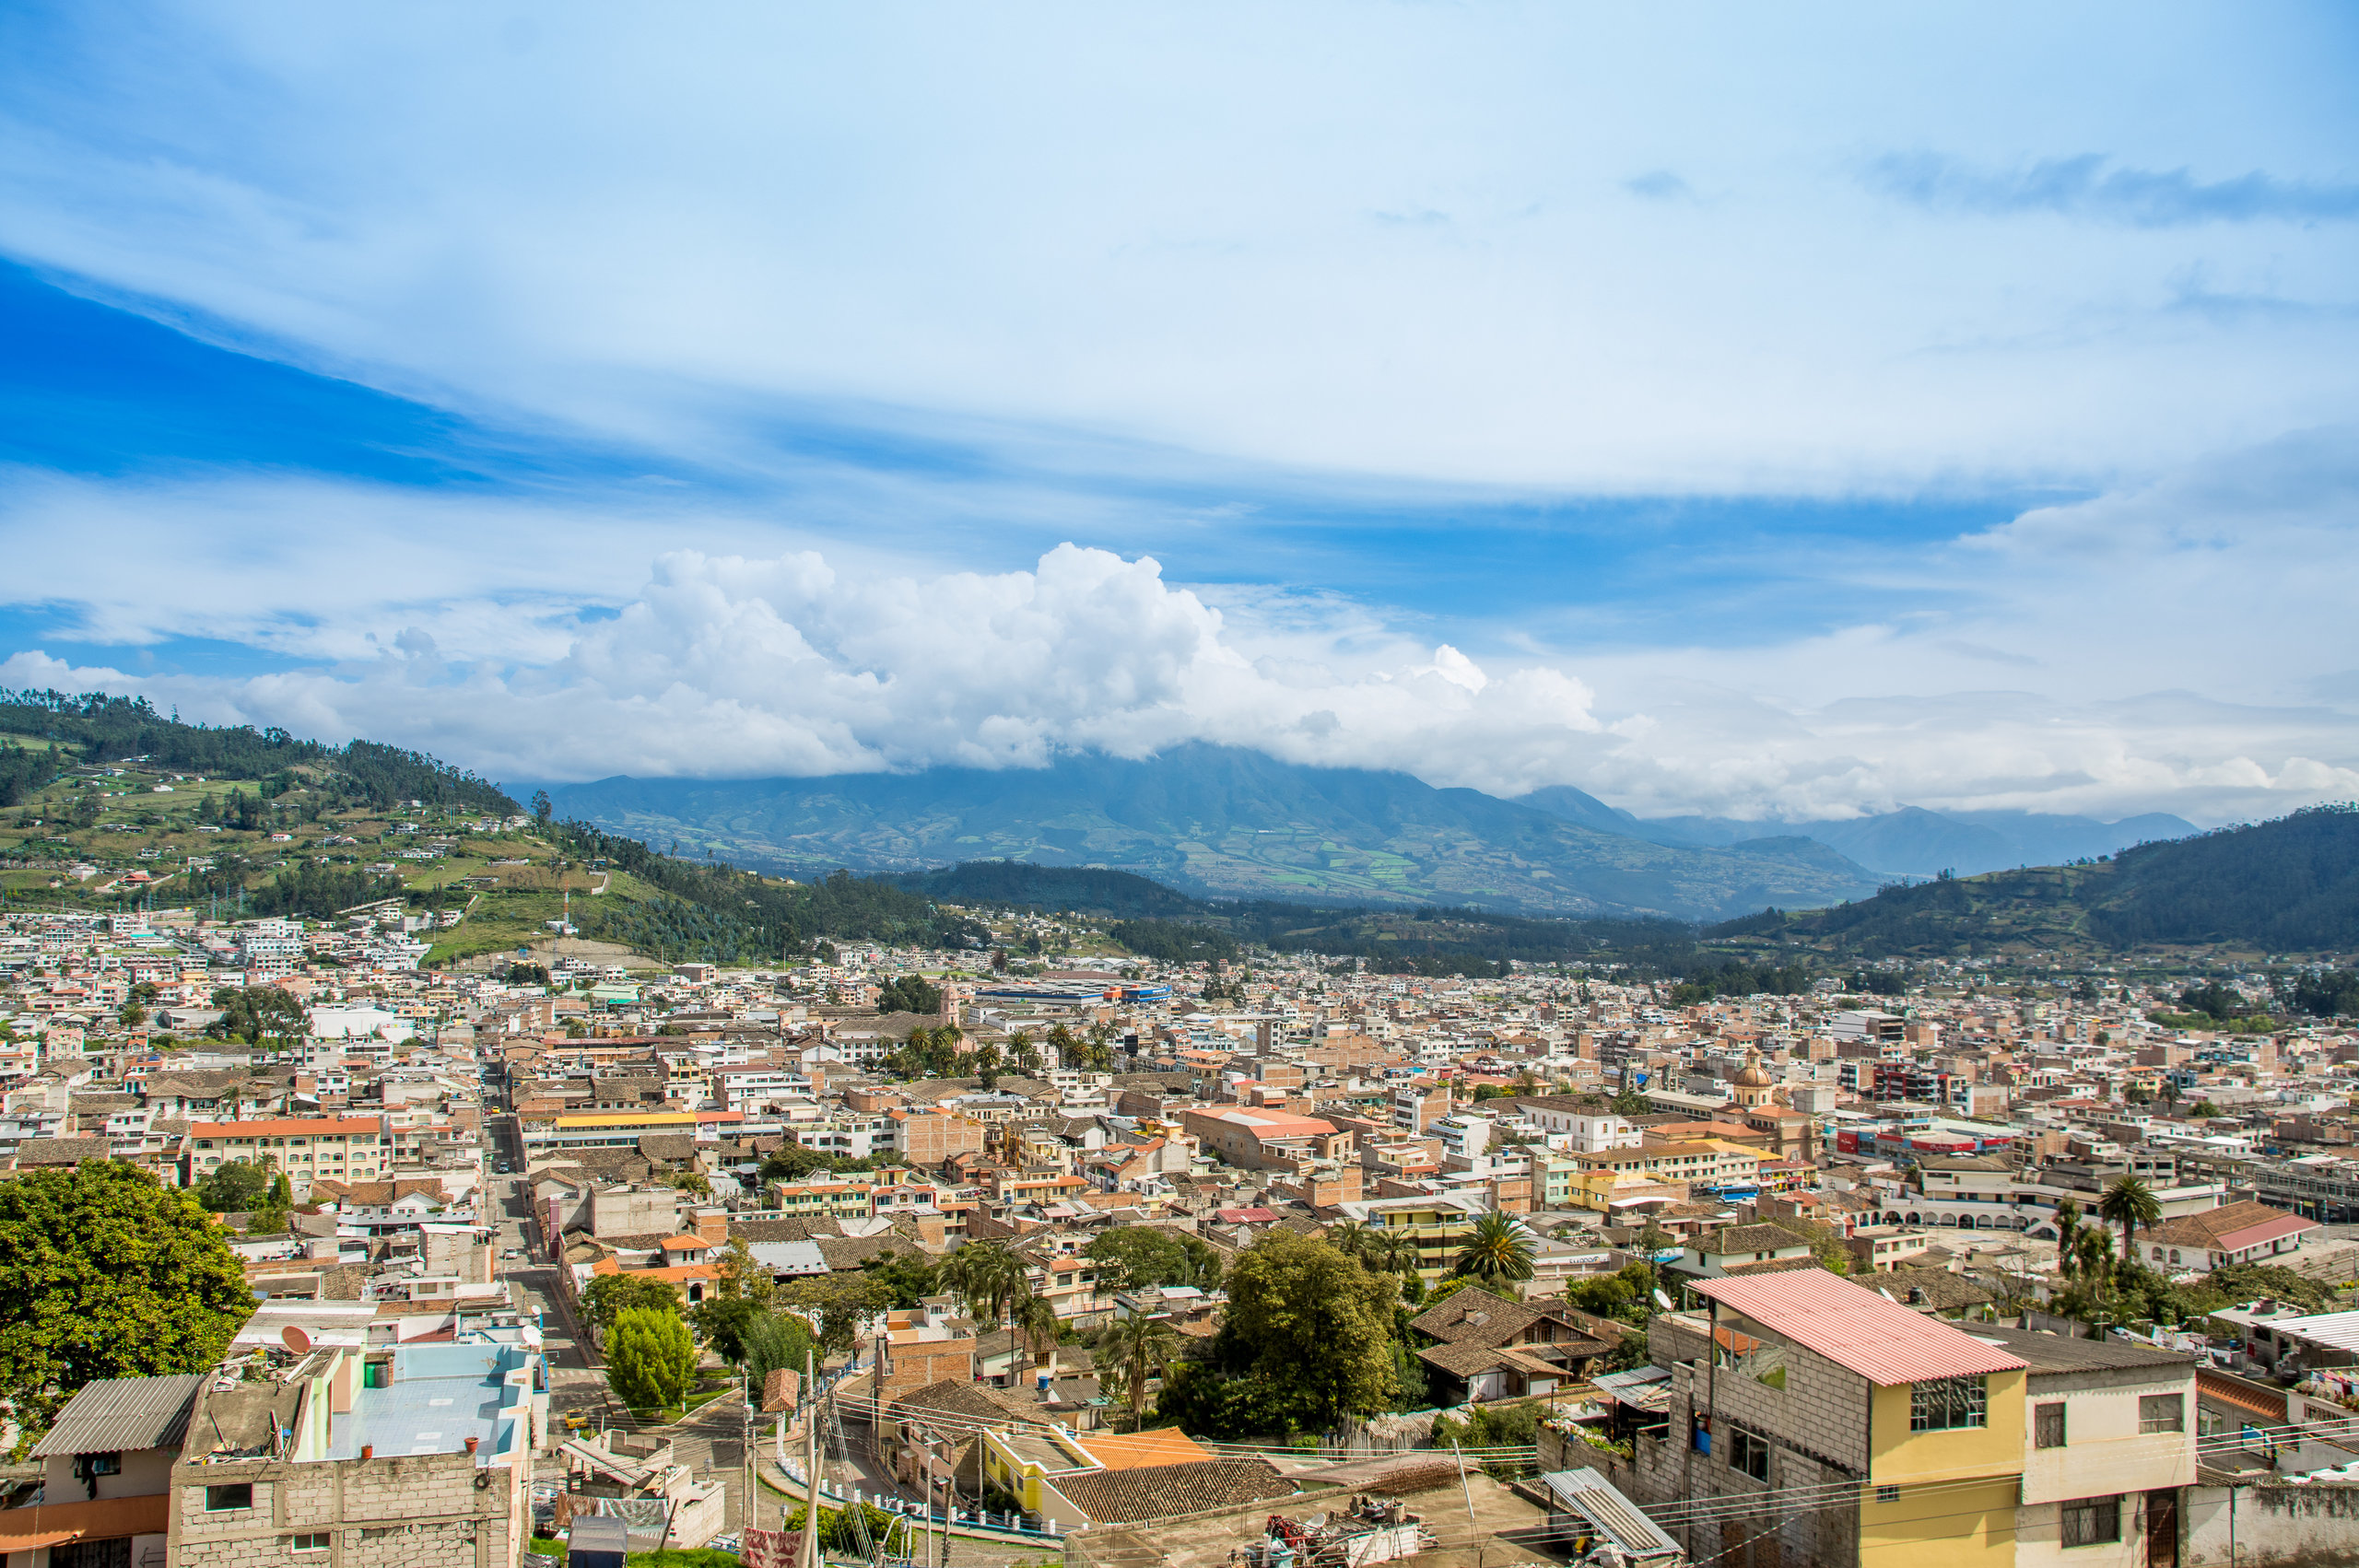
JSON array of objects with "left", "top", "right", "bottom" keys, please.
[{"left": 0, "top": 543, "right": 1609, "bottom": 791}]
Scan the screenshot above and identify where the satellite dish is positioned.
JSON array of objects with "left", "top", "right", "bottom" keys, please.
[
  {"left": 1652, "top": 1289, "right": 1674, "bottom": 1311},
  {"left": 281, "top": 1325, "right": 313, "bottom": 1354}
]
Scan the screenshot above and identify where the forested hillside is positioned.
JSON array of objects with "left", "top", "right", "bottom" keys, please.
[
  {"left": 1708, "top": 805, "right": 2359, "bottom": 956},
  {"left": 0, "top": 689, "right": 516, "bottom": 813}
]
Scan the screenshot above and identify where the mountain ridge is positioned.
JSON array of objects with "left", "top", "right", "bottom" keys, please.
[{"left": 543, "top": 743, "right": 1888, "bottom": 921}]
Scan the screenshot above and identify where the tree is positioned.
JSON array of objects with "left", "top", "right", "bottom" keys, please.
[
  {"left": 2189, "top": 1100, "right": 2222, "bottom": 1118},
  {"left": 581, "top": 1272, "right": 685, "bottom": 1331},
  {"left": 607, "top": 1306, "right": 698, "bottom": 1412},
  {"left": 194, "top": 1158, "right": 272, "bottom": 1213},
  {"left": 693, "top": 1296, "right": 760, "bottom": 1365},
  {"left": 532, "top": 789, "right": 553, "bottom": 825},
  {"left": 1015, "top": 1292, "right": 1061, "bottom": 1391},
  {"left": 760, "top": 1143, "right": 834, "bottom": 1185},
  {"left": 2099, "top": 1176, "right": 2164, "bottom": 1262},
  {"left": 1611, "top": 1084, "right": 1650, "bottom": 1117},
  {"left": 744, "top": 1309, "right": 822, "bottom": 1395},
  {"left": 1183, "top": 1231, "right": 1398, "bottom": 1433},
  {"left": 0, "top": 1162, "right": 252, "bottom": 1439},
  {"left": 1362, "top": 1228, "right": 1420, "bottom": 1282},
  {"left": 1101, "top": 1309, "right": 1182, "bottom": 1427},
  {"left": 1084, "top": 1229, "right": 1222, "bottom": 1293},
  {"left": 780, "top": 1276, "right": 895, "bottom": 1356},
  {"left": 205, "top": 986, "right": 307, "bottom": 1047},
  {"left": 860, "top": 1248, "right": 941, "bottom": 1309},
  {"left": 940, "top": 1241, "right": 1027, "bottom": 1333},
  {"left": 1452, "top": 1211, "right": 1536, "bottom": 1296}
]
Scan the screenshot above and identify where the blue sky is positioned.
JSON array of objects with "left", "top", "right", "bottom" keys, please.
[{"left": 2, "top": 4, "right": 2356, "bottom": 823}]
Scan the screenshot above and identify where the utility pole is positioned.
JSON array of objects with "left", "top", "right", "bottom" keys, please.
[{"left": 800, "top": 1348, "right": 821, "bottom": 1568}]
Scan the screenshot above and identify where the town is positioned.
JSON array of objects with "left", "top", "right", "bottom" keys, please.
[{"left": 4, "top": 841, "right": 2357, "bottom": 1568}]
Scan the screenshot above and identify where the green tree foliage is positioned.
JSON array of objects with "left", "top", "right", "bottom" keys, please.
[
  {"left": 581, "top": 1272, "right": 686, "bottom": 1331},
  {"left": 784, "top": 1500, "right": 910, "bottom": 1556},
  {"left": 1163, "top": 1231, "right": 1398, "bottom": 1436},
  {"left": 247, "top": 863, "right": 405, "bottom": 919},
  {"left": 743, "top": 1309, "right": 822, "bottom": 1395},
  {"left": 2099, "top": 1175, "right": 2164, "bottom": 1258},
  {"left": 691, "top": 1297, "right": 759, "bottom": 1364},
  {"left": 553, "top": 825, "right": 988, "bottom": 958},
  {"left": 1100, "top": 1309, "right": 1182, "bottom": 1427},
  {"left": 194, "top": 1158, "right": 273, "bottom": 1213},
  {"left": 607, "top": 1306, "right": 698, "bottom": 1412},
  {"left": 860, "top": 1249, "right": 942, "bottom": 1309},
  {"left": 0, "top": 742, "right": 64, "bottom": 808},
  {"left": 938, "top": 1242, "right": 1028, "bottom": 1331},
  {"left": 1452, "top": 1211, "right": 1537, "bottom": 1295},
  {"left": 2281, "top": 965, "right": 2359, "bottom": 1019},
  {"left": 0, "top": 689, "right": 515, "bottom": 811},
  {"left": 779, "top": 1276, "right": 895, "bottom": 1355},
  {"left": 1083, "top": 1229, "right": 1223, "bottom": 1292},
  {"left": 1716, "top": 805, "right": 2359, "bottom": 955},
  {"left": 875, "top": 975, "right": 944, "bottom": 1015},
  {"left": 1431, "top": 1398, "right": 1543, "bottom": 1453},
  {"left": 1665, "top": 957, "right": 1816, "bottom": 1005},
  {"left": 1108, "top": 919, "right": 1242, "bottom": 965},
  {"left": 0, "top": 1162, "right": 253, "bottom": 1439},
  {"left": 205, "top": 986, "right": 308, "bottom": 1047}
]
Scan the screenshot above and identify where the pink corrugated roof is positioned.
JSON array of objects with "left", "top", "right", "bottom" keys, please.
[{"left": 1695, "top": 1269, "right": 2028, "bottom": 1386}]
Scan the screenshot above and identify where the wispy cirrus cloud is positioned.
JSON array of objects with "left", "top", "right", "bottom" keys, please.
[{"left": 1867, "top": 151, "right": 2359, "bottom": 228}]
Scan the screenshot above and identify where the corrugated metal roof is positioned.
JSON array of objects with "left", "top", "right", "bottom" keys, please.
[
  {"left": 1695, "top": 1269, "right": 2028, "bottom": 1386},
  {"left": 1542, "top": 1468, "right": 1681, "bottom": 1560},
  {"left": 29, "top": 1374, "right": 205, "bottom": 1458}
]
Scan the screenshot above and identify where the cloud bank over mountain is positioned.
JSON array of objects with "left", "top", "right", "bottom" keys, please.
[{"left": 0, "top": 5, "right": 2354, "bottom": 828}]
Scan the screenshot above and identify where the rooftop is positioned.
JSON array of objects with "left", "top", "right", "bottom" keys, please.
[
  {"left": 30, "top": 1373, "right": 204, "bottom": 1458},
  {"left": 1694, "top": 1268, "right": 2029, "bottom": 1386}
]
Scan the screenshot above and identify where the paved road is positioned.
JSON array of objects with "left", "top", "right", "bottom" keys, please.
[{"left": 485, "top": 1141, "right": 762, "bottom": 1532}]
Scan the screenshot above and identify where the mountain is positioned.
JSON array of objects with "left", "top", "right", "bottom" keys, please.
[
  {"left": 1516, "top": 790, "right": 2198, "bottom": 877},
  {"left": 545, "top": 743, "right": 1886, "bottom": 920},
  {"left": 1708, "top": 805, "right": 2359, "bottom": 956}
]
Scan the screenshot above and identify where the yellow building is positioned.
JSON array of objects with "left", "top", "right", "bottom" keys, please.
[{"left": 1640, "top": 1270, "right": 2030, "bottom": 1568}]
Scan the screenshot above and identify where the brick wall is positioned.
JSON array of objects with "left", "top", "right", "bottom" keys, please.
[{"left": 170, "top": 1453, "right": 524, "bottom": 1568}]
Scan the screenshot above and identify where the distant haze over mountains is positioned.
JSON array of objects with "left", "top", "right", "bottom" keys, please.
[
  {"left": 546, "top": 743, "right": 1887, "bottom": 921},
  {"left": 544, "top": 745, "right": 2204, "bottom": 921},
  {"left": 1515, "top": 786, "right": 2196, "bottom": 880}
]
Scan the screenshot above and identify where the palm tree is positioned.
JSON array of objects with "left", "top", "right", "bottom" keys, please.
[
  {"left": 941, "top": 1242, "right": 1027, "bottom": 1337},
  {"left": 1100, "top": 1310, "right": 1181, "bottom": 1429},
  {"left": 1364, "top": 1227, "right": 1419, "bottom": 1279},
  {"left": 1451, "top": 1211, "right": 1536, "bottom": 1297},
  {"left": 2098, "top": 1176, "right": 2163, "bottom": 1265},
  {"left": 1014, "top": 1291, "right": 1061, "bottom": 1391},
  {"left": 1327, "top": 1221, "right": 1370, "bottom": 1263}
]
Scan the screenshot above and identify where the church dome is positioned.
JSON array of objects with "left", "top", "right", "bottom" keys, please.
[{"left": 1733, "top": 1055, "right": 1774, "bottom": 1088}]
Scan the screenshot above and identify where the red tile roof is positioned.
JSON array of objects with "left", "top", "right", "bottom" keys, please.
[{"left": 1696, "top": 1269, "right": 2027, "bottom": 1386}]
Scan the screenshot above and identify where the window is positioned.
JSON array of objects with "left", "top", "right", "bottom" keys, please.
[
  {"left": 1910, "top": 1376, "right": 1988, "bottom": 1432},
  {"left": 1876, "top": 1484, "right": 1901, "bottom": 1504},
  {"left": 2140, "top": 1394, "right": 2185, "bottom": 1433},
  {"left": 1729, "top": 1425, "right": 1770, "bottom": 1481},
  {"left": 83, "top": 1451, "right": 123, "bottom": 1476},
  {"left": 292, "top": 1533, "right": 332, "bottom": 1551},
  {"left": 205, "top": 1483, "right": 253, "bottom": 1511},
  {"left": 2036, "top": 1402, "right": 2068, "bottom": 1449},
  {"left": 2060, "top": 1495, "right": 2121, "bottom": 1547}
]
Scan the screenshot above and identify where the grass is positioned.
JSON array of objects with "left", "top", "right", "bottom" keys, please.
[{"left": 629, "top": 1550, "right": 742, "bottom": 1567}]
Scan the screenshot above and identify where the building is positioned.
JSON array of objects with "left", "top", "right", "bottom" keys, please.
[
  {"left": 2137, "top": 1200, "right": 2318, "bottom": 1273},
  {"left": 1975, "top": 1324, "right": 2196, "bottom": 1568},
  {"left": 8, "top": 1373, "right": 203, "bottom": 1565},
  {"left": 1638, "top": 1269, "right": 2031, "bottom": 1568},
  {"left": 182, "top": 1116, "right": 388, "bottom": 1197}
]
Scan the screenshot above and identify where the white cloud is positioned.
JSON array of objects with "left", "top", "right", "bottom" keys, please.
[{"left": 0, "top": 6, "right": 2353, "bottom": 492}]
